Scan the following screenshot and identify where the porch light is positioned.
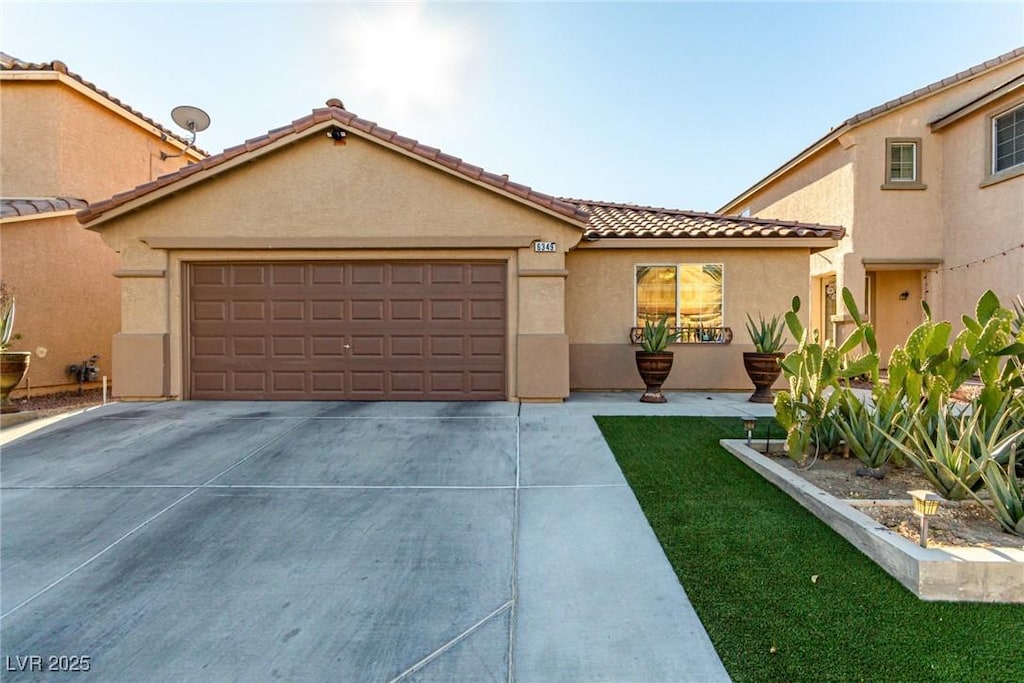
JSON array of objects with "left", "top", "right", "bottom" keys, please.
[
  {"left": 742, "top": 416, "right": 757, "bottom": 447},
  {"left": 908, "top": 490, "right": 941, "bottom": 548}
]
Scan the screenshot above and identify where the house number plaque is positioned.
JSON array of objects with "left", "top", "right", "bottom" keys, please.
[{"left": 533, "top": 241, "right": 557, "bottom": 252}]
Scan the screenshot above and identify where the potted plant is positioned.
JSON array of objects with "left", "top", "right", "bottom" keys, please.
[
  {"left": 635, "top": 315, "right": 681, "bottom": 403},
  {"left": 0, "top": 283, "right": 29, "bottom": 413},
  {"left": 743, "top": 312, "right": 786, "bottom": 403}
]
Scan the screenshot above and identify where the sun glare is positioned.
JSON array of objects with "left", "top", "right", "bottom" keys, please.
[{"left": 336, "top": 4, "right": 472, "bottom": 119}]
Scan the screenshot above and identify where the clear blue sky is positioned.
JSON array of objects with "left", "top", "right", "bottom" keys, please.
[{"left": 2, "top": 1, "right": 1022, "bottom": 211}]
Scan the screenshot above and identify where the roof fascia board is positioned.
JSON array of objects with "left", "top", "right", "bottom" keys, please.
[
  {"left": 138, "top": 235, "right": 539, "bottom": 250},
  {"left": 717, "top": 126, "right": 849, "bottom": 214},
  {"left": 0, "top": 209, "right": 80, "bottom": 224},
  {"left": 3, "top": 70, "right": 202, "bottom": 161},
  {"left": 86, "top": 118, "right": 587, "bottom": 232},
  {"left": 84, "top": 129, "right": 309, "bottom": 229},
  {"left": 338, "top": 123, "right": 588, "bottom": 229},
  {"left": 930, "top": 77, "right": 1024, "bottom": 131},
  {"left": 576, "top": 237, "right": 839, "bottom": 250}
]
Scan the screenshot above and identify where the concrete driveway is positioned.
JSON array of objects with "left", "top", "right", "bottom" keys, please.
[{"left": 0, "top": 396, "right": 756, "bottom": 681}]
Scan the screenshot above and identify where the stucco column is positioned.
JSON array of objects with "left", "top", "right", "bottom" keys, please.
[
  {"left": 834, "top": 254, "right": 866, "bottom": 345},
  {"left": 516, "top": 248, "right": 570, "bottom": 401},
  {"left": 109, "top": 242, "right": 171, "bottom": 399}
]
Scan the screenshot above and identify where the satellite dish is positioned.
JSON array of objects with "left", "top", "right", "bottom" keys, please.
[
  {"left": 170, "top": 105, "right": 211, "bottom": 134},
  {"left": 160, "top": 104, "right": 211, "bottom": 161}
]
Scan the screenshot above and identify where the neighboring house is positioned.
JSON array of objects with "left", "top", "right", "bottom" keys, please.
[
  {"left": 0, "top": 53, "right": 203, "bottom": 395},
  {"left": 78, "top": 99, "right": 842, "bottom": 402},
  {"left": 719, "top": 47, "right": 1024, "bottom": 365}
]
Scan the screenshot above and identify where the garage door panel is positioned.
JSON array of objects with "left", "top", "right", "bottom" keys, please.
[
  {"left": 391, "top": 337, "right": 425, "bottom": 357},
  {"left": 351, "top": 300, "right": 385, "bottom": 321},
  {"left": 232, "top": 337, "right": 267, "bottom": 357},
  {"left": 193, "top": 265, "right": 228, "bottom": 285},
  {"left": 311, "top": 301, "right": 345, "bottom": 321},
  {"left": 350, "top": 336, "right": 385, "bottom": 357},
  {"left": 231, "top": 265, "right": 266, "bottom": 285},
  {"left": 270, "top": 264, "right": 306, "bottom": 285},
  {"left": 312, "top": 337, "right": 346, "bottom": 356},
  {"left": 310, "top": 264, "right": 345, "bottom": 285},
  {"left": 232, "top": 301, "right": 267, "bottom": 321},
  {"left": 351, "top": 264, "right": 385, "bottom": 285},
  {"left": 233, "top": 372, "right": 267, "bottom": 392},
  {"left": 189, "top": 262, "right": 505, "bottom": 400}
]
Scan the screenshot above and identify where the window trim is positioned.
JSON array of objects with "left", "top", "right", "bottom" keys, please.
[
  {"left": 881, "top": 137, "right": 926, "bottom": 190},
  {"left": 633, "top": 262, "right": 725, "bottom": 331},
  {"left": 985, "top": 101, "right": 1024, "bottom": 185}
]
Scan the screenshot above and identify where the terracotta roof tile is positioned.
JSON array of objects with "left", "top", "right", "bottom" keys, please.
[
  {"left": 567, "top": 199, "right": 845, "bottom": 241},
  {"left": 843, "top": 46, "right": 1024, "bottom": 126},
  {"left": 2, "top": 197, "right": 88, "bottom": 219},
  {"left": 78, "top": 100, "right": 590, "bottom": 226},
  {"left": 0, "top": 52, "right": 204, "bottom": 154}
]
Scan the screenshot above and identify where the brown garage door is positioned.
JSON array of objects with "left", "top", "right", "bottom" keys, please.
[{"left": 188, "top": 262, "right": 506, "bottom": 400}]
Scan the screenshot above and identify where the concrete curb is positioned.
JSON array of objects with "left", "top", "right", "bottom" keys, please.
[{"left": 721, "top": 439, "right": 1024, "bottom": 603}]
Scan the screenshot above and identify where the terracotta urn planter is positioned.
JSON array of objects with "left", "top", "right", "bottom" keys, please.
[
  {"left": 635, "top": 351, "right": 674, "bottom": 403},
  {"left": 0, "top": 351, "right": 31, "bottom": 413},
  {"left": 742, "top": 351, "right": 783, "bottom": 403}
]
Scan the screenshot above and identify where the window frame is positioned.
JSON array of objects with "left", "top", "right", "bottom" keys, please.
[
  {"left": 881, "top": 137, "right": 926, "bottom": 190},
  {"left": 633, "top": 262, "right": 725, "bottom": 332},
  {"left": 991, "top": 102, "right": 1024, "bottom": 175}
]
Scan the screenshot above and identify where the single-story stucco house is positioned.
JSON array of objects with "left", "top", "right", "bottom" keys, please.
[{"left": 77, "top": 99, "right": 843, "bottom": 402}]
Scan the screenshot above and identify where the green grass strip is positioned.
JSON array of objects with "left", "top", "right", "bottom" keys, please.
[{"left": 596, "top": 415, "right": 1024, "bottom": 683}]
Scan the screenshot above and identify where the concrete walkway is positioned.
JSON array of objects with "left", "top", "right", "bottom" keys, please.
[{"left": 0, "top": 392, "right": 772, "bottom": 681}]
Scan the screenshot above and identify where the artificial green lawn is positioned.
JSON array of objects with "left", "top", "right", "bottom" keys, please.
[{"left": 596, "top": 416, "right": 1024, "bottom": 683}]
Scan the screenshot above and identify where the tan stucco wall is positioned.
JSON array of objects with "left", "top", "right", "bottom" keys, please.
[
  {"left": 938, "top": 91, "right": 1024, "bottom": 320},
  {"left": 0, "top": 79, "right": 188, "bottom": 201},
  {"left": 91, "top": 129, "right": 583, "bottom": 400},
  {"left": 565, "top": 246, "right": 809, "bottom": 390},
  {"left": 1, "top": 75, "right": 196, "bottom": 397},
  {"left": 0, "top": 214, "right": 120, "bottom": 395},
  {"left": 732, "top": 56, "right": 1024, "bottom": 340}
]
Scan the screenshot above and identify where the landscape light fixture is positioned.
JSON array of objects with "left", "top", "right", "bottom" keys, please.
[
  {"left": 908, "top": 490, "right": 941, "bottom": 548},
  {"left": 742, "top": 416, "right": 757, "bottom": 447}
]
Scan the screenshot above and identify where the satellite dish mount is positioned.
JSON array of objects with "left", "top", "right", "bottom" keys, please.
[{"left": 160, "top": 105, "right": 210, "bottom": 161}]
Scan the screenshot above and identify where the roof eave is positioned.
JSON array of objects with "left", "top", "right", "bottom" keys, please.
[
  {"left": 930, "top": 75, "right": 1024, "bottom": 132},
  {"left": 575, "top": 236, "right": 842, "bottom": 251},
  {"left": 80, "top": 112, "right": 589, "bottom": 230},
  {"left": 2, "top": 70, "right": 203, "bottom": 160},
  {"left": 717, "top": 125, "right": 850, "bottom": 214}
]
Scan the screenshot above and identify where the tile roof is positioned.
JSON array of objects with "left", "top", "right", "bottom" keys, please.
[
  {"left": 1, "top": 197, "right": 89, "bottom": 220},
  {"left": 844, "top": 46, "right": 1024, "bottom": 127},
  {"left": 0, "top": 52, "right": 200, "bottom": 151},
  {"left": 568, "top": 199, "right": 845, "bottom": 240},
  {"left": 78, "top": 99, "right": 590, "bottom": 226}
]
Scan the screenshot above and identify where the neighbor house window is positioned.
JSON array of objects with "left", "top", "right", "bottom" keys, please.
[
  {"left": 993, "top": 104, "right": 1024, "bottom": 173},
  {"left": 881, "top": 137, "right": 928, "bottom": 189},
  {"left": 888, "top": 141, "right": 917, "bottom": 181},
  {"left": 635, "top": 264, "right": 723, "bottom": 329}
]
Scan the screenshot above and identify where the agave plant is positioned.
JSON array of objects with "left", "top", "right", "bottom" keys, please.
[
  {"left": 745, "top": 312, "right": 786, "bottom": 354},
  {"left": 975, "top": 447, "right": 1024, "bottom": 536},
  {"left": 811, "top": 410, "right": 845, "bottom": 456},
  {"left": 834, "top": 390, "right": 907, "bottom": 475},
  {"left": 639, "top": 315, "right": 682, "bottom": 352},
  {"left": 881, "top": 407, "right": 1023, "bottom": 500}
]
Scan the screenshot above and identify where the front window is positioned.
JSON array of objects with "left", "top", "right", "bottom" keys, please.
[
  {"left": 888, "top": 141, "right": 917, "bottom": 182},
  {"left": 993, "top": 104, "right": 1024, "bottom": 173},
  {"left": 635, "top": 264, "right": 723, "bottom": 329}
]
